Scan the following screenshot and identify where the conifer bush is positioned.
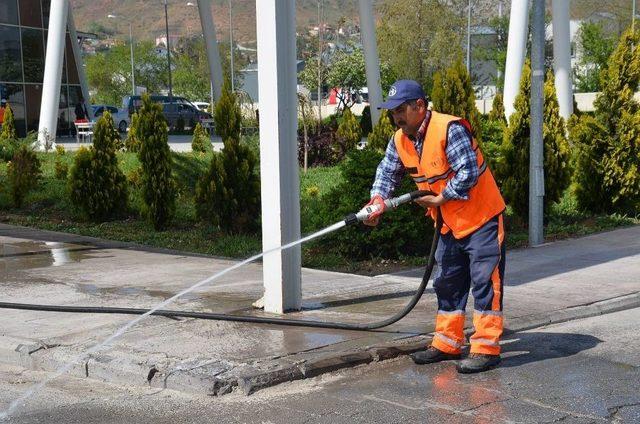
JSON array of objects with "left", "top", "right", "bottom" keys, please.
[
  {"left": 360, "top": 105, "right": 372, "bottom": 136},
  {"left": 137, "top": 94, "right": 175, "bottom": 230},
  {"left": 366, "top": 110, "right": 395, "bottom": 153},
  {"left": 7, "top": 143, "right": 41, "bottom": 207},
  {"left": 191, "top": 122, "right": 211, "bottom": 153},
  {"left": 500, "top": 62, "right": 571, "bottom": 219},
  {"left": 431, "top": 60, "right": 482, "bottom": 140},
  {"left": 571, "top": 29, "right": 640, "bottom": 213},
  {"left": 0, "top": 103, "right": 17, "bottom": 141},
  {"left": 213, "top": 81, "right": 241, "bottom": 142},
  {"left": 125, "top": 112, "right": 141, "bottom": 152},
  {"left": 195, "top": 138, "right": 260, "bottom": 233},
  {"left": 335, "top": 108, "right": 362, "bottom": 156},
  {"left": 489, "top": 92, "right": 506, "bottom": 123},
  {"left": 68, "top": 112, "right": 128, "bottom": 220},
  {"left": 54, "top": 145, "right": 68, "bottom": 180}
]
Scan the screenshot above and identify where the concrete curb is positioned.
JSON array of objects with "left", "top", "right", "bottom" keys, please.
[{"left": 3, "top": 291, "right": 639, "bottom": 398}]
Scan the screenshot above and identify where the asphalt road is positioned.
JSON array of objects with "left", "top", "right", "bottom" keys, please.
[{"left": 2, "top": 307, "right": 639, "bottom": 424}]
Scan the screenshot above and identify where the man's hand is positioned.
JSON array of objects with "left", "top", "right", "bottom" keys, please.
[
  {"left": 414, "top": 193, "right": 447, "bottom": 209},
  {"left": 362, "top": 195, "right": 386, "bottom": 227}
]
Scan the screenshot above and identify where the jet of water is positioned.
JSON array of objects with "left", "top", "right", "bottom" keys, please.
[{"left": 0, "top": 220, "right": 347, "bottom": 420}]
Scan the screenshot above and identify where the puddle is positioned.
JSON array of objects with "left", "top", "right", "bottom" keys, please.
[{"left": 0, "top": 241, "right": 100, "bottom": 274}]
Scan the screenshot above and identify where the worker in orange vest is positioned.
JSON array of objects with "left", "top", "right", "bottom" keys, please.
[{"left": 364, "top": 80, "right": 506, "bottom": 373}]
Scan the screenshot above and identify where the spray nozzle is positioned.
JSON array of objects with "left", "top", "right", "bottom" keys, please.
[{"left": 344, "top": 190, "right": 435, "bottom": 226}]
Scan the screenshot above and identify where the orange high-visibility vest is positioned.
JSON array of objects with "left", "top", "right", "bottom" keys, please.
[{"left": 394, "top": 111, "right": 505, "bottom": 239}]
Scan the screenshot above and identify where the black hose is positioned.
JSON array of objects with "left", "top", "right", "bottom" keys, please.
[{"left": 0, "top": 205, "right": 441, "bottom": 331}]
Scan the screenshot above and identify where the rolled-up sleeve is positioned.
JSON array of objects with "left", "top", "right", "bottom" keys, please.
[{"left": 442, "top": 122, "right": 479, "bottom": 201}]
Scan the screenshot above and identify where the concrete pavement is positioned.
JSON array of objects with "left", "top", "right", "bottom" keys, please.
[{"left": 0, "top": 223, "right": 639, "bottom": 398}]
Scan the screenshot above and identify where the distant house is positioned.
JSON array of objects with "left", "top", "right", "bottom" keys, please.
[{"left": 238, "top": 60, "right": 306, "bottom": 103}]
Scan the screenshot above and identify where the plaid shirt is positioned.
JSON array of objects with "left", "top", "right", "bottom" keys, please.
[{"left": 370, "top": 111, "right": 479, "bottom": 200}]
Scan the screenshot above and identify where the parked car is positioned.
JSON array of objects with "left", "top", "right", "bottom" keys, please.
[
  {"left": 123, "top": 95, "right": 211, "bottom": 130},
  {"left": 192, "top": 101, "right": 210, "bottom": 113},
  {"left": 92, "top": 104, "right": 130, "bottom": 133}
]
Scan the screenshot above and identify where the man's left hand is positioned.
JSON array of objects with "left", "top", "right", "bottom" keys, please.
[{"left": 414, "top": 194, "right": 448, "bottom": 209}]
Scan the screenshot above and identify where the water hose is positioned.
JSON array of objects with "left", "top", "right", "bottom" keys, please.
[{"left": 0, "top": 191, "right": 441, "bottom": 331}]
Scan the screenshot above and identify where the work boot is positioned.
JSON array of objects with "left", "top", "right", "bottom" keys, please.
[
  {"left": 456, "top": 353, "right": 501, "bottom": 374},
  {"left": 410, "top": 346, "right": 461, "bottom": 365}
]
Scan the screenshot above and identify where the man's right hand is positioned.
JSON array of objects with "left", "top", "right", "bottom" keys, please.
[{"left": 362, "top": 195, "right": 385, "bottom": 227}]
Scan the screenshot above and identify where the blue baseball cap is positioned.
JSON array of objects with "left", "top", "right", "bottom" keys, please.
[{"left": 378, "top": 80, "right": 426, "bottom": 110}]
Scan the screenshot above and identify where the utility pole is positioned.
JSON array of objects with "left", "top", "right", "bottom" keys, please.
[
  {"left": 229, "top": 0, "right": 235, "bottom": 92},
  {"left": 164, "top": 0, "right": 173, "bottom": 100},
  {"left": 466, "top": 0, "right": 472, "bottom": 73},
  {"left": 317, "top": 0, "right": 324, "bottom": 127},
  {"left": 530, "top": 0, "right": 545, "bottom": 246}
]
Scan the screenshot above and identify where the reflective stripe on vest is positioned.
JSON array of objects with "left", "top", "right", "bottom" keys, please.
[{"left": 393, "top": 111, "right": 506, "bottom": 238}]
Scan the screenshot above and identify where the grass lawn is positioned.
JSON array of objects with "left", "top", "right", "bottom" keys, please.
[{"left": 1, "top": 150, "right": 638, "bottom": 275}]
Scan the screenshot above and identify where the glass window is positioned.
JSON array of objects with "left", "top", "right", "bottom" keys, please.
[
  {"left": 0, "top": 0, "right": 19, "bottom": 25},
  {"left": 24, "top": 83, "right": 41, "bottom": 133},
  {"left": 21, "top": 28, "right": 44, "bottom": 82},
  {"left": 19, "top": 0, "right": 42, "bottom": 28},
  {"left": 65, "top": 33, "right": 79, "bottom": 84},
  {"left": 40, "top": 0, "right": 49, "bottom": 29},
  {"left": 68, "top": 84, "right": 83, "bottom": 122},
  {"left": 0, "top": 25, "right": 23, "bottom": 82},
  {"left": 57, "top": 84, "right": 69, "bottom": 135},
  {"left": 0, "top": 83, "right": 26, "bottom": 137}
]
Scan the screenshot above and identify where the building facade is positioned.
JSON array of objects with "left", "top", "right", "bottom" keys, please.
[{"left": 0, "top": 0, "right": 83, "bottom": 137}]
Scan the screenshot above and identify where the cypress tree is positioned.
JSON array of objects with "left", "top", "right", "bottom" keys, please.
[
  {"left": 125, "top": 112, "right": 141, "bottom": 153},
  {"left": 191, "top": 122, "right": 211, "bottom": 153},
  {"left": 335, "top": 108, "right": 362, "bottom": 155},
  {"left": 137, "top": 94, "right": 175, "bottom": 230},
  {"left": 489, "top": 92, "right": 506, "bottom": 123},
  {"left": 431, "top": 60, "right": 482, "bottom": 140},
  {"left": 213, "top": 80, "right": 241, "bottom": 143},
  {"left": 0, "top": 103, "right": 17, "bottom": 141},
  {"left": 366, "top": 110, "right": 395, "bottom": 153}
]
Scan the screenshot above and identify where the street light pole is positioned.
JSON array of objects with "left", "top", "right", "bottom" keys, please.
[
  {"left": 108, "top": 14, "right": 135, "bottom": 96},
  {"left": 228, "top": 0, "right": 234, "bottom": 92},
  {"left": 466, "top": 0, "right": 472, "bottom": 73},
  {"left": 164, "top": 0, "right": 174, "bottom": 99}
]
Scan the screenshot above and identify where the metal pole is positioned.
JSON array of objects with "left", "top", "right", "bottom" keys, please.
[
  {"left": 530, "top": 0, "right": 545, "bottom": 246},
  {"left": 467, "top": 0, "right": 472, "bottom": 73},
  {"left": 358, "top": 0, "right": 382, "bottom": 125},
  {"left": 317, "top": 0, "right": 323, "bottom": 126},
  {"left": 195, "top": 0, "right": 224, "bottom": 103},
  {"left": 164, "top": 0, "right": 173, "bottom": 99},
  {"left": 129, "top": 22, "right": 135, "bottom": 95},
  {"left": 552, "top": 0, "right": 573, "bottom": 120},
  {"left": 229, "top": 0, "right": 234, "bottom": 92},
  {"left": 504, "top": 0, "right": 530, "bottom": 121}
]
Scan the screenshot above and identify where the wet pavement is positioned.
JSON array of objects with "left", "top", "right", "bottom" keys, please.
[
  {"left": 0, "top": 223, "right": 639, "bottom": 400},
  {"left": 2, "top": 307, "right": 639, "bottom": 423}
]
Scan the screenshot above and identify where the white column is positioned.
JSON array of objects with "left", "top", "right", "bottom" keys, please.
[
  {"left": 552, "top": 0, "right": 573, "bottom": 120},
  {"left": 67, "top": 8, "right": 92, "bottom": 119},
  {"left": 197, "top": 0, "right": 224, "bottom": 103},
  {"left": 256, "top": 0, "right": 301, "bottom": 313},
  {"left": 358, "top": 0, "right": 383, "bottom": 125},
  {"left": 504, "top": 0, "right": 530, "bottom": 122},
  {"left": 38, "top": 0, "right": 69, "bottom": 149}
]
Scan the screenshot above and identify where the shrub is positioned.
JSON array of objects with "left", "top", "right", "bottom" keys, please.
[
  {"left": 125, "top": 112, "right": 141, "bottom": 153},
  {"left": 191, "top": 122, "right": 211, "bottom": 153},
  {"left": 571, "top": 28, "right": 640, "bottom": 213},
  {"left": 500, "top": 62, "right": 571, "bottom": 219},
  {"left": 137, "top": 94, "right": 176, "bottom": 230},
  {"left": 360, "top": 105, "right": 372, "bottom": 136},
  {"left": 67, "top": 112, "right": 128, "bottom": 220},
  {"left": 366, "top": 110, "right": 395, "bottom": 153},
  {"left": 478, "top": 116, "right": 504, "bottom": 181},
  {"left": 312, "top": 149, "right": 434, "bottom": 260},
  {"left": 431, "top": 60, "right": 482, "bottom": 140},
  {"left": 54, "top": 146, "right": 68, "bottom": 180},
  {"left": 7, "top": 143, "right": 41, "bottom": 207},
  {"left": 335, "top": 108, "right": 362, "bottom": 155},
  {"left": 214, "top": 80, "right": 241, "bottom": 142},
  {"left": 297, "top": 128, "right": 339, "bottom": 167},
  {"left": 195, "top": 138, "right": 260, "bottom": 233},
  {"left": 0, "top": 103, "right": 17, "bottom": 141},
  {"left": 489, "top": 92, "right": 506, "bottom": 123}
]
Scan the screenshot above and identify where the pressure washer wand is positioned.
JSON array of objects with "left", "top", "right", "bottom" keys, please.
[{"left": 344, "top": 190, "right": 435, "bottom": 226}]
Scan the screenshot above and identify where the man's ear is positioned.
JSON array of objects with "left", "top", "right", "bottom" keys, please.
[{"left": 416, "top": 98, "right": 427, "bottom": 111}]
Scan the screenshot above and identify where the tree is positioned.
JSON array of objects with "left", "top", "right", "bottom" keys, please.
[
  {"left": 377, "top": 0, "right": 465, "bottom": 94},
  {"left": 489, "top": 92, "right": 506, "bottom": 123},
  {"left": 573, "top": 21, "right": 616, "bottom": 92},
  {"left": 335, "top": 108, "right": 362, "bottom": 155},
  {"left": 431, "top": 60, "right": 482, "bottom": 140},
  {"left": 213, "top": 80, "right": 241, "bottom": 142},
  {"left": 173, "top": 38, "right": 211, "bottom": 101},
  {"left": 473, "top": 15, "right": 509, "bottom": 90},
  {"left": 68, "top": 112, "right": 128, "bottom": 220},
  {"left": 86, "top": 41, "right": 168, "bottom": 105},
  {"left": 7, "top": 143, "right": 41, "bottom": 207},
  {"left": 137, "top": 94, "right": 175, "bottom": 230},
  {"left": 500, "top": 62, "right": 571, "bottom": 219},
  {"left": 326, "top": 46, "right": 396, "bottom": 112},
  {"left": 366, "top": 111, "right": 395, "bottom": 153},
  {"left": 0, "top": 103, "right": 17, "bottom": 141},
  {"left": 191, "top": 122, "right": 211, "bottom": 153},
  {"left": 571, "top": 28, "right": 640, "bottom": 213}
]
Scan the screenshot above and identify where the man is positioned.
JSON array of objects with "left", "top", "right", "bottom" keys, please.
[
  {"left": 74, "top": 97, "right": 89, "bottom": 123},
  {"left": 364, "top": 80, "right": 506, "bottom": 373}
]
